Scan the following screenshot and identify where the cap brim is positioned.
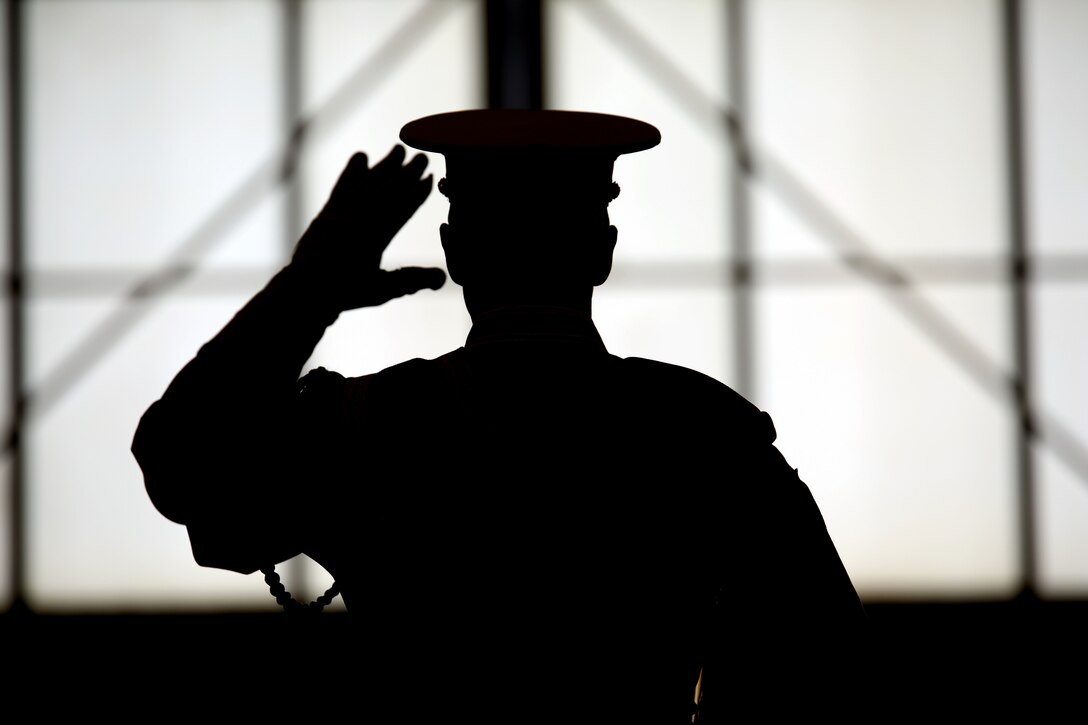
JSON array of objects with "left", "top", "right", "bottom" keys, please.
[{"left": 400, "top": 109, "right": 661, "bottom": 156}]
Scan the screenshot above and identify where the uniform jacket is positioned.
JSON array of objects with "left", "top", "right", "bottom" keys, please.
[{"left": 132, "top": 265, "right": 869, "bottom": 718}]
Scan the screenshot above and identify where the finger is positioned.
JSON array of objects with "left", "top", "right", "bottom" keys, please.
[
  {"left": 328, "top": 151, "right": 370, "bottom": 201},
  {"left": 384, "top": 173, "right": 433, "bottom": 226},
  {"left": 413, "top": 174, "right": 434, "bottom": 206},
  {"left": 400, "top": 266, "right": 447, "bottom": 292},
  {"left": 347, "top": 151, "right": 369, "bottom": 171},
  {"left": 370, "top": 267, "right": 447, "bottom": 304},
  {"left": 372, "top": 144, "right": 407, "bottom": 174},
  {"left": 405, "top": 152, "right": 429, "bottom": 178},
  {"left": 341, "top": 151, "right": 370, "bottom": 182}
]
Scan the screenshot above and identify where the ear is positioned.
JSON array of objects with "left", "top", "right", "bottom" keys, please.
[
  {"left": 440, "top": 223, "right": 468, "bottom": 285},
  {"left": 587, "top": 225, "right": 618, "bottom": 286}
]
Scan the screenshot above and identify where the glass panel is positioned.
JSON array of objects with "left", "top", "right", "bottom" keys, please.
[
  {"left": 748, "top": 0, "right": 1006, "bottom": 259},
  {"left": 594, "top": 285, "right": 733, "bottom": 388},
  {"left": 304, "top": 285, "right": 472, "bottom": 377},
  {"left": 1034, "top": 286, "right": 1088, "bottom": 593},
  {"left": 1025, "top": 0, "right": 1088, "bottom": 595},
  {"left": 300, "top": 0, "right": 483, "bottom": 275},
  {"left": 25, "top": 193, "right": 283, "bottom": 396},
  {"left": 300, "top": 0, "right": 482, "bottom": 376},
  {"left": 26, "top": 0, "right": 283, "bottom": 270},
  {"left": 27, "top": 294, "right": 278, "bottom": 610},
  {"left": 757, "top": 284, "right": 1019, "bottom": 598},
  {"left": 1025, "top": 0, "right": 1088, "bottom": 255},
  {"left": 572, "top": 0, "right": 727, "bottom": 108},
  {"left": 751, "top": 181, "right": 1015, "bottom": 375},
  {"left": 547, "top": 0, "right": 730, "bottom": 263},
  {"left": 1037, "top": 449, "right": 1088, "bottom": 597},
  {"left": 24, "top": 0, "right": 481, "bottom": 610}
]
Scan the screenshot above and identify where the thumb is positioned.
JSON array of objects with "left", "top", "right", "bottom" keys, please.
[{"left": 372, "top": 266, "right": 447, "bottom": 302}]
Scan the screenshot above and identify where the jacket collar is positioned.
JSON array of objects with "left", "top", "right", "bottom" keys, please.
[{"left": 465, "top": 304, "right": 607, "bottom": 353}]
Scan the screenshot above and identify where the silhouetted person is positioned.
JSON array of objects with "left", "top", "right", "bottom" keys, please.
[{"left": 133, "top": 110, "right": 868, "bottom": 721}]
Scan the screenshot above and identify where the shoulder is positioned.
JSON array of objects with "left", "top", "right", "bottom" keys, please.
[
  {"left": 296, "top": 354, "right": 447, "bottom": 395},
  {"left": 296, "top": 352, "right": 467, "bottom": 415},
  {"left": 617, "top": 356, "right": 777, "bottom": 443}
]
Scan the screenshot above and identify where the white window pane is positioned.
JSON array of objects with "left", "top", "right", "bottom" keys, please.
[
  {"left": 547, "top": 0, "right": 730, "bottom": 263},
  {"left": 300, "top": 0, "right": 482, "bottom": 371},
  {"left": 27, "top": 0, "right": 283, "bottom": 270},
  {"left": 1025, "top": 0, "right": 1088, "bottom": 595},
  {"left": 564, "top": 0, "right": 727, "bottom": 109},
  {"left": 1034, "top": 286, "right": 1088, "bottom": 593},
  {"left": 1038, "top": 450, "right": 1088, "bottom": 596},
  {"left": 749, "top": 0, "right": 1006, "bottom": 258},
  {"left": 301, "top": 0, "right": 482, "bottom": 269},
  {"left": 26, "top": 194, "right": 283, "bottom": 396},
  {"left": 758, "top": 285, "right": 1019, "bottom": 598},
  {"left": 1025, "top": 0, "right": 1088, "bottom": 254},
  {"left": 28, "top": 294, "right": 278, "bottom": 610},
  {"left": 1035, "top": 288, "right": 1088, "bottom": 476},
  {"left": 594, "top": 285, "right": 733, "bottom": 386},
  {"left": 305, "top": 286, "right": 471, "bottom": 378},
  {"left": 24, "top": 0, "right": 483, "bottom": 609}
]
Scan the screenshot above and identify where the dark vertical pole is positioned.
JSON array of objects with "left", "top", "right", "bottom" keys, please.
[
  {"left": 6, "top": 0, "right": 27, "bottom": 613},
  {"left": 281, "top": 0, "right": 308, "bottom": 598},
  {"left": 486, "top": 0, "right": 544, "bottom": 109},
  {"left": 283, "top": 0, "right": 304, "bottom": 249},
  {"left": 1002, "top": 0, "right": 1037, "bottom": 598},
  {"left": 726, "top": 0, "right": 753, "bottom": 399}
]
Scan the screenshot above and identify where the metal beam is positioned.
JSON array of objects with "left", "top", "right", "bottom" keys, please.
[
  {"left": 576, "top": 0, "right": 1088, "bottom": 499},
  {"left": 5, "top": 0, "right": 26, "bottom": 613},
  {"left": 1, "top": 0, "right": 455, "bottom": 453},
  {"left": 726, "top": 0, "right": 754, "bottom": 399},
  {"left": 1002, "top": 0, "right": 1038, "bottom": 596},
  {"left": 486, "top": 0, "right": 544, "bottom": 109}
]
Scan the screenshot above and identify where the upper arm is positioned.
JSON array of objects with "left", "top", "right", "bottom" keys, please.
[{"left": 131, "top": 366, "right": 347, "bottom": 573}]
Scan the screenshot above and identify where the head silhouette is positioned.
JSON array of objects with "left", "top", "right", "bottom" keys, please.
[{"left": 401, "top": 110, "right": 660, "bottom": 315}]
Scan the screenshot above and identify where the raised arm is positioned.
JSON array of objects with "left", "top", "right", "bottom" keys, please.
[{"left": 131, "top": 145, "right": 444, "bottom": 573}]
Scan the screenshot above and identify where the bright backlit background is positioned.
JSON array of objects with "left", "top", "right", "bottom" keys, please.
[{"left": 3, "top": 0, "right": 1085, "bottom": 613}]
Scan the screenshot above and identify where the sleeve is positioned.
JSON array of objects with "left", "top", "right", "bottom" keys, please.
[
  {"left": 131, "top": 265, "right": 344, "bottom": 574},
  {"left": 696, "top": 410, "right": 871, "bottom": 715}
]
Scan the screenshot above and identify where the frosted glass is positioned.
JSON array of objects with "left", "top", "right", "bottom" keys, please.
[
  {"left": 1037, "top": 449, "right": 1088, "bottom": 597},
  {"left": 751, "top": 182, "right": 1015, "bottom": 376},
  {"left": 1034, "top": 286, "right": 1088, "bottom": 592},
  {"left": 593, "top": 285, "right": 733, "bottom": 391},
  {"left": 586, "top": 0, "right": 727, "bottom": 109},
  {"left": 748, "top": 0, "right": 1006, "bottom": 259},
  {"left": 24, "top": 0, "right": 482, "bottom": 609},
  {"left": 25, "top": 194, "right": 282, "bottom": 396},
  {"left": 27, "top": 294, "right": 280, "bottom": 610},
  {"left": 757, "top": 285, "right": 1019, "bottom": 599},
  {"left": 26, "top": 0, "right": 283, "bottom": 270},
  {"left": 547, "top": 0, "right": 730, "bottom": 263},
  {"left": 19, "top": 0, "right": 1087, "bottom": 610},
  {"left": 1025, "top": 0, "right": 1088, "bottom": 254},
  {"left": 301, "top": 0, "right": 483, "bottom": 274},
  {"left": 299, "top": 0, "right": 482, "bottom": 369},
  {"left": 1034, "top": 288, "right": 1088, "bottom": 474}
]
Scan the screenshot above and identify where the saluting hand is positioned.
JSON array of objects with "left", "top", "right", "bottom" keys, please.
[{"left": 290, "top": 145, "right": 446, "bottom": 312}]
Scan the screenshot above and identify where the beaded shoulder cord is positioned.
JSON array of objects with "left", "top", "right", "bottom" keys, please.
[{"left": 260, "top": 565, "right": 341, "bottom": 614}]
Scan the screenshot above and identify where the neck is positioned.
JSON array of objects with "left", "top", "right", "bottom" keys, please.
[{"left": 463, "top": 284, "right": 593, "bottom": 323}]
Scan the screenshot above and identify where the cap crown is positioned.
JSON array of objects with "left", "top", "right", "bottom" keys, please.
[{"left": 401, "top": 109, "right": 659, "bottom": 209}]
